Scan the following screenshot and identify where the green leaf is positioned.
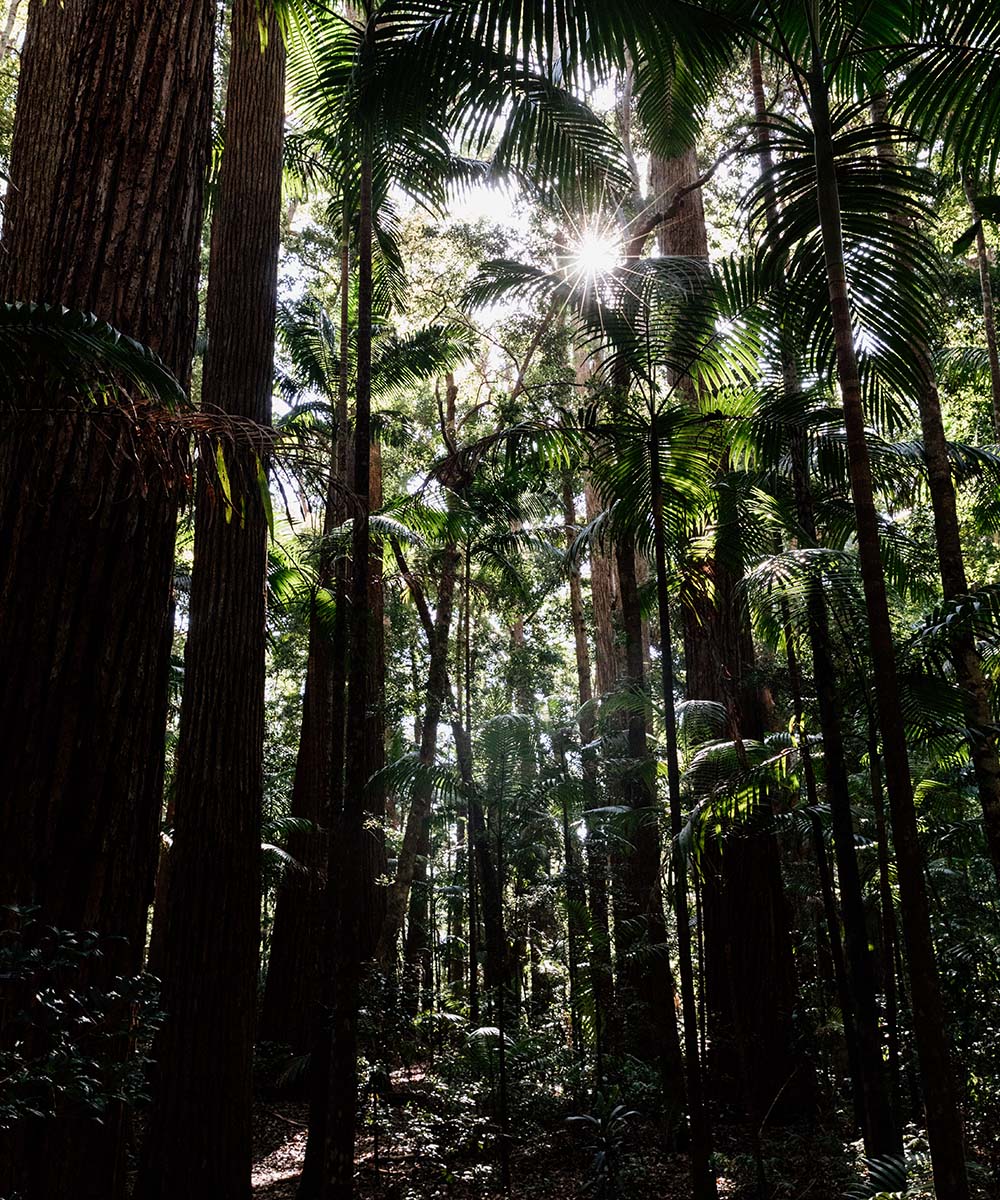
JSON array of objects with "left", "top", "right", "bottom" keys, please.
[
  {"left": 952, "top": 222, "right": 980, "bottom": 257},
  {"left": 215, "top": 442, "right": 234, "bottom": 523}
]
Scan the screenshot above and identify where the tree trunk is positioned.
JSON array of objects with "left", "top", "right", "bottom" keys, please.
[
  {"left": 0, "top": 3, "right": 214, "bottom": 1197},
  {"left": 0, "top": 0, "right": 21, "bottom": 57},
  {"left": 753, "top": 52, "right": 899, "bottom": 1157},
  {"left": 137, "top": 6, "right": 284, "bottom": 1195},
  {"left": 965, "top": 179, "right": 1000, "bottom": 439},
  {"left": 653, "top": 143, "right": 811, "bottom": 1125},
  {"left": 613, "top": 529, "right": 685, "bottom": 1112},
  {"left": 321, "top": 145, "right": 375, "bottom": 1200},
  {"left": 377, "top": 543, "right": 460, "bottom": 959},
  {"left": 808, "top": 49, "right": 969, "bottom": 1198},
  {"left": 263, "top": 240, "right": 353, "bottom": 1053},
  {"left": 868, "top": 99, "right": 1000, "bottom": 892},
  {"left": 361, "top": 440, "right": 388, "bottom": 960},
  {"left": 650, "top": 432, "right": 717, "bottom": 1200},
  {"left": 582, "top": 481, "right": 620, "bottom": 1060}
]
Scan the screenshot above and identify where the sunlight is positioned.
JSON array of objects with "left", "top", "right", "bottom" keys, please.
[{"left": 563, "top": 225, "right": 621, "bottom": 286}]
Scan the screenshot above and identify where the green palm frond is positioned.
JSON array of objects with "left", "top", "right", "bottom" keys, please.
[{"left": 0, "top": 302, "right": 186, "bottom": 409}]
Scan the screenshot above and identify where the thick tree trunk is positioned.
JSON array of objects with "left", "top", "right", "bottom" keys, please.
[
  {"left": 809, "top": 53, "right": 969, "bottom": 1198},
  {"left": 137, "top": 7, "right": 285, "bottom": 1196},
  {"left": 0, "top": 3, "right": 214, "bottom": 1197},
  {"left": 653, "top": 143, "right": 810, "bottom": 1125},
  {"left": 613, "top": 529, "right": 685, "bottom": 1112}
]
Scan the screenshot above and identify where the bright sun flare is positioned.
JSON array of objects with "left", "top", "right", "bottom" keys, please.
[{"left": 570, "top": 230, "right": 620, "bottom": 278}]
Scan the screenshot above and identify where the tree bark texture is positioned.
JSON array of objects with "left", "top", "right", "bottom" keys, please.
[
  {"left": 137, "top": 5, "right": 285, "bottom": 1196},
  {"left": 0, "top": 3, "right": 215, "bottom": 1197}
]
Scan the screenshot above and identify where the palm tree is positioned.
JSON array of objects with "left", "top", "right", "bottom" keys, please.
[{"left": 747, "top": 5, "right": 970, "bottom": 1192}]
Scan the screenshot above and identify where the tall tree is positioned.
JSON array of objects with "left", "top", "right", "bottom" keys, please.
[
  {"left": 651, "top": 145, "right": 812, "bottom": 1123},
  {"left": 0, "top": 2, "right": 215, "bottom": 1196},
  {"left": 137, "top": 3, "right": 286, "bottom": 1195},
  {"left": 802, "top": 10, "right": 969, "bottom": 1192}
]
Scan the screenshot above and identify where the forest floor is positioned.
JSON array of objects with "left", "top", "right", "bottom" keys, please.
[{"left": 250, "top": 1068, "right": 858, "bottom": 1200}]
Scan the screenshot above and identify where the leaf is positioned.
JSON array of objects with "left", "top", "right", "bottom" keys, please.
[
  {"left": 256, "top": 456, "right": 275, "bottom": 538},
  {"left": 952, "top": 222, "right": 980, "bottom": 257},
  {"left": 215, "top": 442, "right": 234, "bottom": 523}
]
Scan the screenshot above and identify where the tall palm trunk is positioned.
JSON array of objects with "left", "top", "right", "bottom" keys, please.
[
  {"left": 321, "top": 147, "right": 375, "bottom": 1200},
  {"left": 752, "top": 50, "right": 899, "bottom": 1157},
  {"left": 0, "top": 3, "right": 214, "bottom": 1197},
  {"left": 867, "top": 98, "right": 1000, "bottom": 891},
  {"left": 649, "top": 429, "right": 717, "bottom": 1200},
  {"left": 965, "top": 180, "right": 1000, "bottom": 438},
  {"left": 583, "top": 481, "right": 620, "bottom": 1059},
  {"left": 299, "top": 227, "right": 361, "bottom": 1195},
  {"left": 137, "top": 6, "right": 285, "bottom": 1194},
  {"left": 362, "top": 440, "right": 389, "bottom": 959},
  {"left": 808, "top": 40, "right": 969, "bottom": 1197}
]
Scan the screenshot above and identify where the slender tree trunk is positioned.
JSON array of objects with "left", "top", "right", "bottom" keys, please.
[
  {"left": 867, "top": 99, "right": 1000, "bottom": 891},
  {"left": 650, "top": 430, "right": 717, "bottom": 1200},
  {"left": 377, "top": 544, "right": 460, "bottom": 959},
  {"left": 965, "top": 179, "right": 1000, "bottom": 439},
  {"left": 0, "top": 4, "right": 214, "bottom": 1197},
  {"left": 137, "top": 7, "right": 284, "bottom": 1195},
  {"left": 583, "top": 481, "right": 620, "bottom": 1059},
  {"left": 0, "top": 0, "right": 21, "bottom": 57},
  {"left": 324, "top": 149, "right": 375, "bottom": 1200},
  {"left": 299, "top": 231, "right": 353, "bottom": 1200},
  {"left": 753, "top": 51, "right": 899, "bottom": 1156},
  {"left": 362, "top": 440, "right": 388, "bottom": 959},
  {"left": 261, "top": 228, "right": 351, "bottom": 1049},
  {"left": 808, "top": 47, "right": 969, "bottom": 1197}
]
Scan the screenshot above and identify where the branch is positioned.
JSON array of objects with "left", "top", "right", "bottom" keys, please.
[
  {"left": 624, "top": 137, "right": 749, "bottom": 255},
  {"left": 389, "top": 535, "right": 435, "bottom": 644}
]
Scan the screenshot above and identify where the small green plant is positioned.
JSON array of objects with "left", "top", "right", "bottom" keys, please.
[
  {"left": 566, "top": 1099, "right": 640, "bottom": 1199},
  {"left": 0, "top": 907, "right": 163, "bottom": 1128}
]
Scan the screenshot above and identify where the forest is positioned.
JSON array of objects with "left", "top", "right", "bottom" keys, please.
[{"left": 2, "top": 1, "right": 1000, "bottom": 1198}]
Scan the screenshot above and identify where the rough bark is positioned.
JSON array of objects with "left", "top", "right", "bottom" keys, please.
[
  {"left": 137, "top": 6, "right": 285, "bottom": 1195},
  {"left": 0, "top": 3, "right": 215, "bottom": 1197}
]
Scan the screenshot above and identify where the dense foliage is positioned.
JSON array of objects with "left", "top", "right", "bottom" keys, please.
[{"left": 2, "top": 2, "right": 1000, "bottom": 1199}]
